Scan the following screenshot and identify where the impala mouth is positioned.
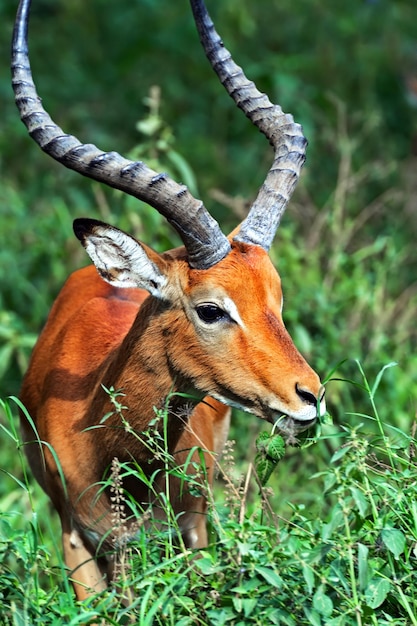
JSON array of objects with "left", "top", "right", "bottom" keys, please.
[
  {"left": 270, "top": 412, "right": 317, "bottom": 434},
  {"left": 209, "top": 391, "right": 320, "bottom": 434}
]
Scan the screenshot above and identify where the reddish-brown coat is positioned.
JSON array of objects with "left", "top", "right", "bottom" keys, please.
[{"left": 20, "top": 241, "right": 322, "bottom": 599}]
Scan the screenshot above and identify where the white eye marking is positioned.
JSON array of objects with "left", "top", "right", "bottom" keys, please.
[
  {"left": 69, "top": 529, "right": 82, "bottom": 549},
  {"left": 222, "top": 297, "right": 245, "bottom": 328}
]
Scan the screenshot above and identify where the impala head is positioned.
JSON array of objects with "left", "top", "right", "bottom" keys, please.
[
  {"left": 73, "top": 218, "right": 325, "bottom": 433},
  {"left": 11, "top": 0, "right": 325, "bottom": 434}
]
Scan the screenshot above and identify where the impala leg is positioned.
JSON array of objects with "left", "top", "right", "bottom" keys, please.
[
  {"left": 212, "top": 407, "right": 231, "bottom": 460},
  {"left": 62, "top": 528, "right": 108, "bottom": 600},
  {"left": 183, "top": 514, "right": 208, "bottom": 549},
  {"left": 180, "top": 404, "right": 232, "bottom": 551}
]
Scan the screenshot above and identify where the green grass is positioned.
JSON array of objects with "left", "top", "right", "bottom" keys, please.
[
  {"left": 1, "top": 1, "right": 417, "bottom": 620},
  {"left": 1, "top": 103, "right": 417, "bottom": 625},
  {"left": 1, "top": 114, "right": 416, "bottom": 624},
  {"left": 1, "top": 362, "right": 417, "bottom": 625}
]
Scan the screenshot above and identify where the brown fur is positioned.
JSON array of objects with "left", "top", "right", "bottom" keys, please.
[{"left": 20, "top": 240, "right": 322, "bottom": 599}]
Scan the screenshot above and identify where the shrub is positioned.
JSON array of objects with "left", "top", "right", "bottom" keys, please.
[{"left": 1, "top": 362, "right": 416, "bottom": 625}]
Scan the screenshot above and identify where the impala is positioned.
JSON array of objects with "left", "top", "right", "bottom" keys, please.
[{"left": 12, "top": 0, "right": 325, "bottom": 599}]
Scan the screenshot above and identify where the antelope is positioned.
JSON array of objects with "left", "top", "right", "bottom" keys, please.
[{"left": 11, "top": 0, "right": 326, "bottom": 600}]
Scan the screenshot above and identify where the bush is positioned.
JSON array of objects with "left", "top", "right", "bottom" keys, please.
[
  {"left": 1, "top": 363, "right": 416, "bottom": 625},
  {"left": 1, "top": 0, "right": 417, "bottom": 622}
]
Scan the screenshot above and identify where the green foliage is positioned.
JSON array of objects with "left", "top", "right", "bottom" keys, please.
[
  {"left": 1, "top": 0, "right": 416, "bottom": 404},
  {"left": 1, "top": 365, "right": 417, "bottom": 624},
  {"left": 1, "top": 0, "right": 417, "bottom": 622},
  {"left": 254, "top": 431, "right": 286, "bottom": 487}
]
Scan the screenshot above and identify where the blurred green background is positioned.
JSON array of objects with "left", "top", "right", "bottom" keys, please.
[{"left": 1, "top": 0, "right": 417, "bottom": 495}]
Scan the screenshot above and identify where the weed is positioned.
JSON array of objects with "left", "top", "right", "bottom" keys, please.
[{"left": 1, "top": 362, "right": 416, "bottom": 624}]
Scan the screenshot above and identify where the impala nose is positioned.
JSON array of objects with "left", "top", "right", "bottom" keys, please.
[{"left": 295, "top": 383, "right": 325, "bottom": 407}]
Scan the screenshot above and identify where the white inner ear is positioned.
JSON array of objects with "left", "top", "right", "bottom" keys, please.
[{"left": 84, "top": 228, "right": 167, "bottom": 297}]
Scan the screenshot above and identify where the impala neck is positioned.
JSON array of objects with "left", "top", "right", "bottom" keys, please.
[{"left": 91, "top": 296, "right": 203, "bottom": 467}]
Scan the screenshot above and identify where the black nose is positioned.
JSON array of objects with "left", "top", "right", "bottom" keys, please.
[{"left": 296, "top": 383, "right": 320, "bottom": 406}]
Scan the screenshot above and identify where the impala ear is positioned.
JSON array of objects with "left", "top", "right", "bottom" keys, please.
[{"left": 73, "top": 218, "right": 168, "bottom": 297}]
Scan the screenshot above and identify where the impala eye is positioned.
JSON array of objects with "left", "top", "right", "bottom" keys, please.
[{"left": 196, "top": 304, "right": 229, "bottom": 324}]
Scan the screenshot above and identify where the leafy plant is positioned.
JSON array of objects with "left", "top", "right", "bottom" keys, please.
[
  {"left": 1, "top": 1, "right": 417, "bottom": 621},
  {"left": 1, "top": 362, "right": 416, "bottom": 624}
]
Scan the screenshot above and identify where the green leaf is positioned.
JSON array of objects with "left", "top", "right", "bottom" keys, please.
[
  {"left": 265, "top": 434, "right": 286, "bottom": 461},
  {"left": 326, "top": 617, "right": 348, "bottom": 626},
  {"left": 303, "top": 606, "right": 323, "bottom": 626},
  {"left": 321, "top": 506, "right": 344, "bottom": 541},
  {"left": 254, "top": 452, "right": 274, "bottom": 486},
  {"left": 381, "top": 528, "right": 406, "bottom": 559},
  {"left": 194, "top": 555, "right": 222, "bottom": 575},
  {"left": 364, "top": 578, "right": 391, "bottom": 609},
  {"left": 232, "top": 595, "right": 243, "bottom": 614},
  {"left": 313, "top": 585, "right": 334, "bottom": 617},
  {"left": 357, "top": 542, "right": 369, "bottom": 591},
  {"left": 255, "top": 432, "right": 285, "bottom": 462},
  {"left": 322, "top": 359, "right": 348, "bottom": 384},
  {"left": 167, "top": 149, "right": 199, "bottom": 196},
  {"left": 231, "top": 596, "right": 258, "bottom": 620},
  {"left": 323, "top": 472, "right": 337, "bottom": 492},
  {"left": 207, "top": 608, "right": 235, "bottom": 625},
  {"left": 371, "top": 362, "right": 397, "bottom": 397},
  {"left": 136, "top": 115, "right": 162, "bottom": 137},
  {"left": 242, "top": 598, "right": 257, "bottom": 618},
  {"left": 350, "top": 486, "right": 369, "bottom": 518},
  {"left": 302, "top": 562, "right": 315, "bottom": 594},
  {"left": 330, "top": 446, "right": 350, "bottom": 463},
  {"left": 255, "top": 566, "right": 283, "bottom": 588},
  {"left": 236, "top": 541, "right": 252, "bottom": 556}
]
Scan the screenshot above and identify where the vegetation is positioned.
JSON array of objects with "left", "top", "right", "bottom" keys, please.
[
  {"left": 1, "top": 368, "right": 417, "bottom": 625},
  {"left": 1, "top": 0, "right": 416, "bottom": 623}
]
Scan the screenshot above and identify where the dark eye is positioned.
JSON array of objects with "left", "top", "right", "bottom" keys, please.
[{"left": 196, "top": 304, "right": 228, "bottom": 324}]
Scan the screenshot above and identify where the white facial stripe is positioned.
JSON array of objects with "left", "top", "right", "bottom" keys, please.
[
  {"left": 222, "top": 297, "right": 245, "bottom": 327},
  {"left": 210, "top": 391, "right": 253, "bottom": 414}
]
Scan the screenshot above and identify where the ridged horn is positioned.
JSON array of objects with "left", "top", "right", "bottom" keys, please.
[
  {"left": 190, "top": 0, "right": 307, "bottom": 250},
  {"left": 11, "top": 0, "right": 231, "bottom": 270}
]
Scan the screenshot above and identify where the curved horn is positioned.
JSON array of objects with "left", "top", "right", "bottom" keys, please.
[
  {"left": 190, "top": 0, "right": 307, "bottom": 250},
  {"left": 11, "top": 0, "right": 231, "bottom": 270}
]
